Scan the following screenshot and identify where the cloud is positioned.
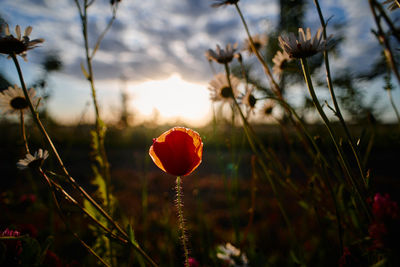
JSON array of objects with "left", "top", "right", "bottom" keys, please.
[
  {"left": 1, "top": 0, "right": 282, "bottom": 84},
  {"left": 0, "top": 0, "right": 390, "bottom": 84}
]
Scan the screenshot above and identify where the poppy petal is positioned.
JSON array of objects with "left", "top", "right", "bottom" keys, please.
[{"left": 149, "top": 127, "right": 203, "bottom": 176}]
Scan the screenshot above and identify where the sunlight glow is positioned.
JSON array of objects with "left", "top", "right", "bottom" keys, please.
[{"left": 129, "top": 74, "right": 212, "bottom": 126}]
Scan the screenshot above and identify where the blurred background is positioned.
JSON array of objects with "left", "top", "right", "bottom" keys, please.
[{"left": 1, "top": 0, "right": 400, "bottom": 266}]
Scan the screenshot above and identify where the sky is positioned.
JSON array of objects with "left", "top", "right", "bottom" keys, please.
[{"left": 0, "top": 0, "right": 399, "bottom": 126}]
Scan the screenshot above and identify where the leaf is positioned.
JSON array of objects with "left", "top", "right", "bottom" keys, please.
[
  {"left": 127, "top": 224, "right": 138, "bottom": 247},
  {"left": 20, "top": 237, "right": 42, "bottom": 265},
  {"left": 80, "top": 62, "right": 90, "bottom": 80},
  {"left": 289, "top": 249, "right": 302, "bottom": 265},
  {"left": 370, "top": 258, "right": 387, "bottom": 267},
  {"left": 91, "top": 166, "right": 107, "bottom": 205},
  {"left": 39, "top": 236, "right": 54, "bottom": 264},
  {"left": 127, "top": 225, "right": 146, "bottom": 267},
  {"left": 298, "top": 200, "right": 310, "bottom": 210}
]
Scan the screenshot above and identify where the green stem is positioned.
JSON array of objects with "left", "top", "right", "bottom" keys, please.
[
  {"left": 300, "top": 57, "right": 371, "bottom": 220},
  {"left": 20, "top": 110, "right": 30, "bottom": 154},
  {"left": 175, "top": 176, "right": 189, "bottom": 267}
]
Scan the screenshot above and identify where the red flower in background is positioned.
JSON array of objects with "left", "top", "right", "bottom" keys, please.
[
  {"left": 149, "top": 127, "right": 203, "bottom": 176},
  {"left": 188, "top": 257, "right": 200, "bottom": 267},
  {"left": 372, "top": 193, "right": 399, "bottom": 221},
  {"left": 368, "top": 193, "right": 400, "bottom": 250},
  {"left": 0, "top": 228, "right": 23, "bottom": 264}
]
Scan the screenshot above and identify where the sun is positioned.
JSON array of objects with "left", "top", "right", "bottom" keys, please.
[{"left": 130, "top": 74, "right": 212, "bottom": 127}]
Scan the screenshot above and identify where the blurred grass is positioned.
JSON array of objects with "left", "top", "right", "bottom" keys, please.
[{"left": 1, "top": 120, "right": 400, "bottom": 266}]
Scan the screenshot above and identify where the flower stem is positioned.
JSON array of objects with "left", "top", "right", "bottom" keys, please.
[
  {"left": 19, "top": 110, "right": 29, "bottom": 154},
  {"left": 314, "top": 0, "right": 367, "bottom": 190},
  {"left": 300, "top": 57, "right": 371, "bottom": 220},
  {"left": 175, "top": 176, "right": 190, "bottom": 267}
]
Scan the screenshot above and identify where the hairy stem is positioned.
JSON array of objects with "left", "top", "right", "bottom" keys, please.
[{"left": 175, "top": 176, "right": 190, "bottom": 267}]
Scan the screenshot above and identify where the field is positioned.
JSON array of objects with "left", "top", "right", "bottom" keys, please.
[{"left": 1, "top": 121, "right": 399, "bottom": 266}]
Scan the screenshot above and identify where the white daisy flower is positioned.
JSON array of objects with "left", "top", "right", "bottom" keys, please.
[
  {"left": 208, "top": 73, "right": 240, "bottom": 103},
  {"left": 0, "top": 85, "right": 39, "bottom": 114},
  {"left": 17, "top": 149, "right": 49, "bottom": 170},
  {"left": 0, "top": 24, "right": 44, "bottom": 61},
  {"left": 216, "top": 243, "right": 249, "bottom": 266},
  {"left": 278, "top": 27, "right": 330, "bottom": 59},
  {"left": 205, "top": 43, "right": 238, "bottom": 64}
]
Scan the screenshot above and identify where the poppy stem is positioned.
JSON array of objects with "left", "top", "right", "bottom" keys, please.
[{"left": 175, "top": 176, "right": 190, "bottom": 267}]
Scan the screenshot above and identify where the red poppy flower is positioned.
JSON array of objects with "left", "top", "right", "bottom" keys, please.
[{"left": 149, "top": 127, "right": 203, "bottom": 176}]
